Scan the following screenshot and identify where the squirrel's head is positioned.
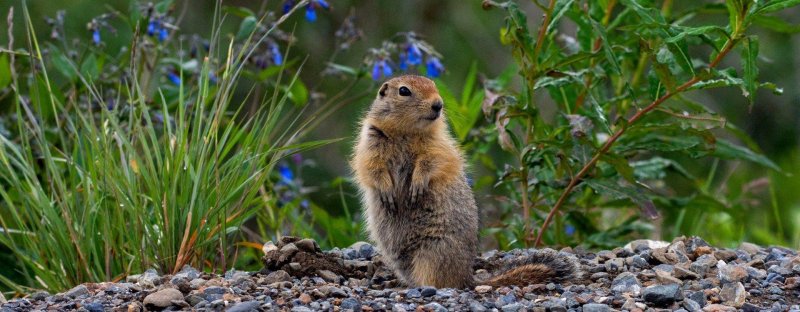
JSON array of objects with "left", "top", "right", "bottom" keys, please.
[{"left": 368, "top": 75, "right": 445, "bottom": 132}]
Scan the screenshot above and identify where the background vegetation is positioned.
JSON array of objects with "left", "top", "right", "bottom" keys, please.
[{"left": 0, "top": 0, "right": 799, "bottom": 294}]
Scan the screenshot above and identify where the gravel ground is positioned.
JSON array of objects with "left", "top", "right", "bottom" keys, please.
[{"left": 1, "top": 236, "right": 799, "bottom": 311}]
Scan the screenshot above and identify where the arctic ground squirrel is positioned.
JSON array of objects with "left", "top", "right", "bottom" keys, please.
[{"left": 351, "top": 75, "right": 579, "bottom": 288}]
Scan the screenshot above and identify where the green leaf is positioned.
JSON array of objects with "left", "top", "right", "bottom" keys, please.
[
  {"left": 666, "top": 26, "right": 728, "bottom": 43},
  {"left": 752, "top": 15, "right": 800, "bottom": 33},
  {"left": 236, "top": 16, "right": 258, "bottom": 41},
  {"left": 591, "top": 19, "right": 621, "bottom": 74},
  {"left": 80, "top": 53, "right": 101, "bottom": 82},
  {"left": 585, "top": 179, "right": 660, "bottom": 219},
  {"left": 223, "top": 6, "right": 256, "bottom": 18},
  {"left": 49, "top": 47, "right": 77, "bottom": 82},
  {"left": 286, "top": 79, "right": 308, "bottom": 106},
  {"left": 0, "top": 54, "right": 10, "bottom": 89},
  {"left": 752, "top": 0, "right": 800, "bottom": 15},
  {"left": 154, "top": 0, "right": 174, "bottom": 14},
  {"left": 547, "top": 0, "right": 576, "bottom": 33},
  {"left": 713, "top": 138, "right": 780, "bottom": 171},
  {"left": 741, "top": 36, "right": 759, "bottom": 103}
]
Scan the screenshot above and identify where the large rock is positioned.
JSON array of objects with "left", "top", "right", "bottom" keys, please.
[
  {"left": 143, "top": 288, "right": 184, "bottom": 309},
  {"left": 642, "top": 284, "right": 683, "bottom": 307}
]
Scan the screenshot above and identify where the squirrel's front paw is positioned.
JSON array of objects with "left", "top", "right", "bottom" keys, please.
[
  {"left": 379, "top": 191, "right": 397, "bottom": 212},
  {"left": 409, "top": 182, "right": 426, "bottom": 207}
]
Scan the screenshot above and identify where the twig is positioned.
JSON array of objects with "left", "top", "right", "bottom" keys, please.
[{"left": 533, "top": 38, "right": 737, "bottom": 247}]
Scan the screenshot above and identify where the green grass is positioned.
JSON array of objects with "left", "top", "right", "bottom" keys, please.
[{"left": 0, "top": 2, "right": 337, "bottom": 292}]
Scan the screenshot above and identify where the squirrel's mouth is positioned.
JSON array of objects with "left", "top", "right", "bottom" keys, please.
[{"left": 423, "top": 111, "right": 441, "bottom": 121}]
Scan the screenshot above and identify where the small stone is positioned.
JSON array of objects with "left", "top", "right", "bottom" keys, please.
[
  {"left": 64, "top": 285, "right": 89, "bottom": 299},
  {"left": 785, "top": 277, "right": 800, "bottom": 289},
  {"left": 642, "top": 284, "right": 683, "bottom": 307},
  {"left": 501, "top": 302, "right": 523, "bottom": 312},
  {"left": 738, "top": 242, "right": 761, "bottom": 255},
  {"left": 138, "top": 269, "right": 161, "bottom": 289},
  {"left": 340, "top": 297, "right": 361, "bottom": 311},
  {"left": 420, "top": 287, "right": 437, "bottom": 297},
  {"left": 719, "top": 282, "right": 746, "bottom": 308},
  {"left": 298, "top": 293, "right": 312, "bottom": 304},
  {"left": 674, "top": 266, "right": 701, "bottom": 280},
  {"left": 683, "top": 299, "right": 702, "bottom": 312},
  {"left": 496, "top": 293, "right": 516, "bottom": 307},
  {"left": 227, "top": 301, "right": 261, "bottom": 312},
  {"left": 83, "top": 302, "right": 104, "bottom": 312},
  {"left": 701, "top": 304, "right": 736, "bottom": 312},
  {"left": 692, "top": 255, "right": 717, "bottom": 276},
  {"left": 279, "top": 243, "right": 299, "bottom": 261},
  {"left": 29, "top": 291, "right": 50, "bottom": 301},
  {"left": 718, "top": 264, "right": 748, "bottom": 284},
  {"left": 475, "top": 285, "right": 492, "bottom": 293},
  {"left": 425, "top": 302, "right": 449, "bottom": 312},
  {"left": 143, "top": 288, "right": 184, "bottom": 309},
  {"left": 292, "top": 307, "right": 313, "bottom": 312},
  {"left": 404, "top": 288, "right": 421, "bottom": 298},
  {"left": 469, "top": 300, "right": 487, "bottom": 312},
  {"left": 611, "top": 272, "right": 641, "bottom": 296},
  {"left": 714, "top": 249, "right": 737, "bottom": 262},
  {"left": 296, "top": 238, "right": 320, "bottom": 253},
  {"left": 263, "top": 270, "right": 292, "bottom": 284},
  {"left": 582, "top": 303, "right": 611, "bottom": 312},
  {"left": 656, "top": 268, "right": 683, "bottom": 285},
  {"left": 262, "top": 241, "right": 278, "bottom": 254},
  {"left": 604, "top": 258, "right": 624, "bottom": 273},
  {"left": 320, "top": 286, "right": 347, "bottom": 298}
]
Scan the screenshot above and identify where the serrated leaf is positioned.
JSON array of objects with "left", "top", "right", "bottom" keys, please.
[
  {"left": 752, "top": 0, "right": 800, "bottom": 15},
  {"left": 741, "top": 36, "right": 759, "bottom": 103},
  {"left": 585, "top": 179, "right": 660, "bottom": 219},
  {"left": 666, "top": 26, "right": 728, "bottom": 43},
  {"left": 713, "top": 138, "right": 780, "bottom": 171},
  {"left": 547, "top": 0, "right": 575, "bottom": 33},
  {"left": 590, "top": 19, "right": 621, "bottom": 74}
]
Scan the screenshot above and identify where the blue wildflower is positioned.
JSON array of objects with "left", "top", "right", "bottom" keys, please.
[
  {"left": 565, "top": 224, "right": 575, "bottom": 236},
  {"left": 300, "top": 199, "right": 310, "bottom": 209},
  {"left": 305, "top": 5, "right": 318, "bottom": 22},
  {"left": 147, "top": 20, "right": 157, "bottom": 36},
  {"left": 278, "top": 164, "right": 294, "bottom": 184},
  {"left": 208, "top": 72, "right": 218, "bottom": 84},
  {"left": 269, "top": 42, "right": 283, "bottom": 65},
  {"left": 406, "top": 44, "right": 423, "bottom": 65},
  {"left": 167, "top": 72, "right": 181, "bottom": 86},
  {"left": 282, "top": 0, "right": 296, "bottom": 14},
  {"left": 92, "top": 29, "right": 101, "bottom": 45},
  {"left": 371, "top": 59, "right": 392, "bottom": 81},
  {"left": 158, "top": 27, "right": 169, "bottom": 42},
  {"left": 398, "top": 53, "right": 408, "bottom": 71},
  {"left": 303, "top": 0, "right": 330, "bottom": 22},
  {"left": 425, "top": 57, "right": 444, "bottom": 78}
]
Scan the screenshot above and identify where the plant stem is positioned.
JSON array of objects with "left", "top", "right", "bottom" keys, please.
[{"left": 533, "top": 38, "right": 737, "bottom": 247}]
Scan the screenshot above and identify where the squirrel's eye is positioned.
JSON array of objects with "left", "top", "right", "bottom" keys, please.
[{"left": 398, "top": 86, "right": 412, "bottom": 97}]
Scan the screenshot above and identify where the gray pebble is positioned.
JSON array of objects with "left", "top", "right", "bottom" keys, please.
[
  {"left": 582, "top": 303, "right": 610, "bottom": 312},
  {"left": 227, "top": 300, "right": 261, "bottom": 312},
  {"left": 641, "top": 284, "right": 682, "bottom": 307},
  {"left": 340, "top": 297, "right": 361, "bottom": 311}
]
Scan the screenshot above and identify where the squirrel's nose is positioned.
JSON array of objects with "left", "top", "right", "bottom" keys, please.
[{"left": 431, "top": 101, "right": 443, "bottom": 113}]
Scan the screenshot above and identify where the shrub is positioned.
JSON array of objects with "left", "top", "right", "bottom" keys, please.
[{"left": 480, "top": 0, "right": 797, "bottom": 248}]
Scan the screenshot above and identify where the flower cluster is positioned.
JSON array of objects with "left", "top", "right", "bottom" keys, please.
[
  {"left": 86, "top": 14, "right": 115, "bottom": 46},
  {"left": 366, "top": 33, "right": 445, "bottom": 81},
  {"left": 146, "top": 15, "right": 173, "bottom": 42},
  {"left": 283, "top": 0, "right": 331, "bottom": 22}
]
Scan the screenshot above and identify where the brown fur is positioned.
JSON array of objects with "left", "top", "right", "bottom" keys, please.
[{"left": 351, "top": 75, "right": 578, "bottom": 289}]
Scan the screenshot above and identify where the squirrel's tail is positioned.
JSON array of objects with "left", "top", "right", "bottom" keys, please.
[{"left": 480, "top": 249, "right": 581, "bottom": 287}]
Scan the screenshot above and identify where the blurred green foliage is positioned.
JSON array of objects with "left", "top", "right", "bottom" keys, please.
[{"left": 0, "top": 0, "right": 799, "bottom": 295}]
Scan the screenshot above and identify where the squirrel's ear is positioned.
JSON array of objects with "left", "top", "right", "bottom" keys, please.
[{"left": 378, "top": 83, "right": 389, "bottom": 97}]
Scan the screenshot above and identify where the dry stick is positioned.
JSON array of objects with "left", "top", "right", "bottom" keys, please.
[{"left": 532, "top": 38, "right": 737, "bottom": 247}]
